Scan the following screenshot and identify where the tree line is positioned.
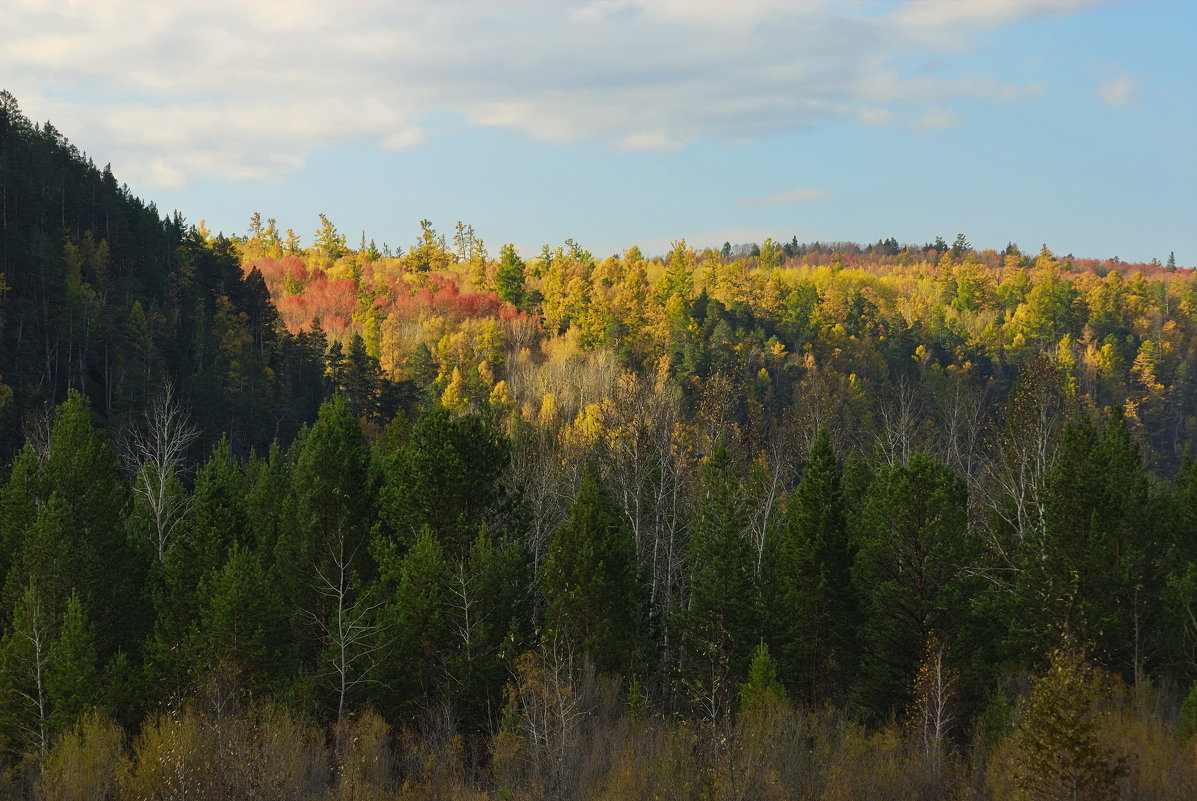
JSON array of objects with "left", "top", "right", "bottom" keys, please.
[{"left": 1, "top": 89, "right": 1196, "bottom": 798}]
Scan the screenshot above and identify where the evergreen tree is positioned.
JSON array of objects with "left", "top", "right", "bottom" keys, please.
[
  {"left": 35, "top": 391, "right": 141, "bottom": 657},
  {"left": 196, "top": 543, "right": 291, "bottom": 695},
  {"left": 1011, "top": 642, "right": 1126, "bottom": 801},
  {"left": 683, "top": 446, "right": 759, "bottom": 722},
  {"left": 275, "top": 395, "right": 378, "bottom": 664},
  {"left": 852, "top": 453, "right": 976, "bottom": 716},
  {"left": 374, "top": 527, "right": 451, "bottom": 718},
  {"left": 495, "top": 243, "right": 526, "bottom": 309},
  {"left": 1017, "top": 413, "right": 1156, "bottom": 677},
  {"left": 445, "top": 532, "right": 531, "bottom": 729},
  {"left": 739, "top": 641, "right": 785, "bottom": 715},
  {"left": 379, "top": 405, "right": 510, "bottom": 553},
  {"left": 0, "top": 447, "right": 38, "bottom": 590},
  {"left": 46, "top": 591, "right": 98, "bottom": 732},
  {"left": 772, "top": 427, "right": 856, "bottom": 700},
  {"left": 143, "top": 437, "right": 247, "bottom": 702},
  {"left": 540, "top": 472, "right": 646, "bottom": 674}
]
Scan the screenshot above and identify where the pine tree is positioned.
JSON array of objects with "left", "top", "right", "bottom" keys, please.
[
  {"left": 196, "top": 543, "right": 290, "bottom": 695},
  {"left": 143, "top": 437, "right": 246, "bottom": 702},
  {"left": 375, "top": 527, "right": 451, "bottom": 717},
  {"left": 379, "top": 405, "right": 510, "bottom": 553},
  {"left": 1017, "top": 413, "right": 1155, "bottom": 676},
  {"left": 495, "top": 244, "right": 526, "bottom": 309},
  {"left": 684, "top": 446, "right": 759, "bottom": 723},
  {"left": 46, "top": 591, "right": 98, "bottom": 732},
  {"left": 1012, "top": 642, "right": 1126, "bottom": 801},
  {"left": 445, "top": 532, "right": 532, "bottom": 729},
  {"left": 275, "top": 396, "right": 378, "bottom": 664},
  {"left": 739, "top": 641, "right": 785, "bottom": 715},
  {"left": 35, "top": 391, "right": 140, "bottom": 657},
  {"left": 852, "top": 453, "right": 975, "bottom": 715},
  {"left": 772, "top": 427, "right": 856, "bottom": 700},
  {"left": 541, "top": 471, "right": 646, "bottom": 674}
]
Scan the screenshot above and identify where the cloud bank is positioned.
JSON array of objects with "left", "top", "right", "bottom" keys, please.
[{"left": 1, "top": 0, "right": 1095, "bottom": 189}]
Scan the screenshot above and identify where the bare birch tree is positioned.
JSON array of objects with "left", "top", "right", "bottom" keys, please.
[
  {"left": 5, "top": 583, "right": 54, "bottom": 757},
  {"left": 122, "top": 383, "right": 199, "bottom": 563},
  {"left": 311, "top": 529, "right": 386, "bottom": 724}
]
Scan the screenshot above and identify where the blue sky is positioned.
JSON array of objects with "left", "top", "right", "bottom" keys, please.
[{"left": 4, "top": 0, "right": 1194, "bottom": 264}]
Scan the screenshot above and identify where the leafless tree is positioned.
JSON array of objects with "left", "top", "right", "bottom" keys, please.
[
  {"left": 602, "top": 364, "right": 693, "bottom": 646},
  {"left": 512, "top": 636, "right": 597, "bottom": 800},
  {"left": 745, "top": 437, "right": 797, "bottom": 577},
  {"left": 310, "top": 529, "right": 387, "bottom": 724},
  {"left": 978, "top": 354, "right": 1066, "bottom": 581},
  {"left": 9, "top": 583, "right": 53, "bottom": 758},
  {"left": 911, "top": 633, "right": 956, "bottom": 772},
  {"left": 122, "top": 383, "right": 199, "bottom": 563},
  {"left": 876, "top": 377, "right": 925, "bottom": 468}
]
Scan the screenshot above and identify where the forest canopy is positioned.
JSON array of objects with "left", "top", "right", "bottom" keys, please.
[{"left": 1, "top": 90, "right": 1196, "bottom": 799}]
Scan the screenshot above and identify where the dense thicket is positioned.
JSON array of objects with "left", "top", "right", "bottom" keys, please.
[{"left": 1, "top": 93, "right": 1196, "bottom": 798}]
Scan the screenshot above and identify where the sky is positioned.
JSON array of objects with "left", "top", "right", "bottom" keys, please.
[{"left": 3, "top": 0, "right": 1195, "bottom": 264}]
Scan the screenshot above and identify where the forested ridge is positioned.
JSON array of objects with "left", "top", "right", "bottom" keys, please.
[{"left": 1, "top": 92, "right": 1196, "bottom": 799}]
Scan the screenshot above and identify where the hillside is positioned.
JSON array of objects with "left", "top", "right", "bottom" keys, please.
[
  {"left": 0, "top": 92, "right": 337, "bottom": 457},
  {"left": 0, "top": 97, "right": 1195, "bottom": 799}
]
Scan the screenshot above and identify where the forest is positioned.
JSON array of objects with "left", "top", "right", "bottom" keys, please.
[{"left": 1, "top": 89, "right": 1196, "bottom": 799}]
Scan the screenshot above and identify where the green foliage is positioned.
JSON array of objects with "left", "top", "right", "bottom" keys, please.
[
  {"left": 379, "top": 405, "right": 510, "bottom": 553},
  {"left": 496, "top": 243, "right": 527, "bottom": 309},
  {"left": 46, "top": 592, "right": 99, "bottom": 732},
  {"left": 772, "top": 427, "right": 855, "bottom": 700},
  {"left": 313, "top": 213, "right": 347, "bottom": 261},
  {"left": 739, "top": 641, "right": 785, "bottom": 715},
  {"left": 852, "top": 452, "right": 977, "bottom": 715},
  {"left": 1, "top": 92, "right": 1197, "bottom": 796},
  {"left": 683, "top": 446, "right": 760, "bottom": 721},
  {"left": 541, "top": 471, "right": 646, "bottom": 674},
  {"left": 1179, "top": 683, "right": 1197, "bottom": 741},
  {"left": 1016, "top": 413, "right": 1157, "bottom": 675},
  {"left": 196, "top": 543, "right": 291, "bottom": 694},
  {"left": 374, "top": 527, "right": 451, "bottom": 718}
]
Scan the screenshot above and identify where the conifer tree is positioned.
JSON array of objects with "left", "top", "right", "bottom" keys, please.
[
  {"left": 446, "top": 532, "right": 531, "bottom": 729},
  {"left": 143, "top": 437, "right": 246, "bottom": 701},
  {"left": 196, "top": 543, "right": 291, "bottom": 696},
  {"left": 739, "top": 641, "right": 785, "bottom": 715},
  {"left": 684, "top": 446, "right": 759, "bottom": 723},
  {"left": 541, "top": 471, "right": 645, "bottom": 674},
  {"left": 375, "top": 527, "right": 451, "bottom": 717},
  {"left": 495, "top": 244, "right": 526, "bottom": 309},
  {"left": 275, "top": 396, "right": 378, "bottom": 664},
  {"left": 379, "top": 405, "right": 509, "bottom": 553},
  {"left": 46, "top": 591, "right": 98, "bottom": 732},
  {"left": 1017, "top": 413, "right": 1155, "bottom": 676},
  {"left": 852, "top": 452, "right": 975, "bottom": 715},
  {"left": 1012, "top": 642, "right": 1126, "bottom": 801},
  {"left": 773, "top": 427, "right": 856, "bottom": 700}
]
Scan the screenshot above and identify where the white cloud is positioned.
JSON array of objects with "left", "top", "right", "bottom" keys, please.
[
  {"left": 0, "top": 0, "right": 1095, "bottom": 189},
  {"left": 894, "top": 0, "right": 1099, "bottom": 29},
  {"left": 1096, "top": 73, "right": 1140, "bottom": 109},
  {"left": 740, "top": 187, "right": 828, "bottom": 208},
  {"left": 914, "top": 107, "right": 963, "bottom": 131}
]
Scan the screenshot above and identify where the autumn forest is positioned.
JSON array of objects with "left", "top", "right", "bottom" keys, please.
[{"left": 1, "top": 91, "right": 1196, "bottom": 799}]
